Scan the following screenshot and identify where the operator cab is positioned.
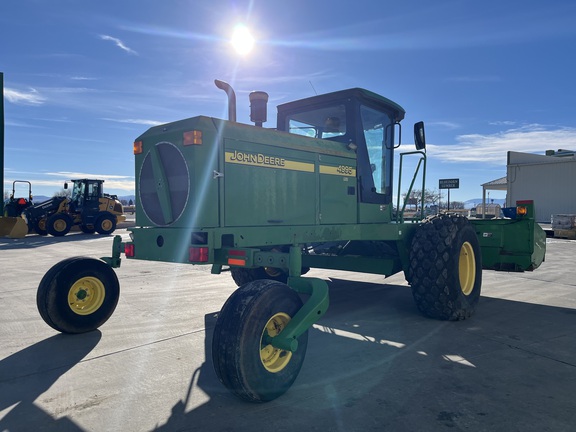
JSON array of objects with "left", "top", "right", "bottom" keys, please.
[
  {"left": 277, "top": 88, "right": 419, "bottom": 206},
  {"left": 66, "top": 179, "right": 104, "bottom": 212}
]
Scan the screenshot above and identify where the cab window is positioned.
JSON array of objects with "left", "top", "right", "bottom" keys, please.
[
  {"left": 360, "top": 105, "right": 394, "bottom": 196},
  {"left": 287, "top": 104, "right": 346, "bottom": 139}
]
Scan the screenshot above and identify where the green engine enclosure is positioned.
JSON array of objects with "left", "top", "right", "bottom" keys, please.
[{"left": 129, "top": 114, "right": 409, "bottom": 271}]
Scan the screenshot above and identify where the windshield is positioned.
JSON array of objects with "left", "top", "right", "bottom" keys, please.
[
  {"left": 72, "top": 181, "right": 85, "bottom": 200},
  {"left": 361, "top": 105, "right": 394, "bottom": 195},
  {"left": 287, "top": 104, "right": 346, "bottom": 139}
]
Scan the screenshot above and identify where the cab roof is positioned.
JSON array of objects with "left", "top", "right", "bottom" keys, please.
[{"left": 277, "top": 88, "right": 406, "bottom": 123}]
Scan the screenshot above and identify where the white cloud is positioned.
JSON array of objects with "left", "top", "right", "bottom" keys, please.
[
  {"left": 45, "top": 171, "right": 132, "bottom": 180},
  {"left": 4, "top": 88, "right": 46, "bottom": 105},
  {"left": 70, "top": 76, "right": 97, "bottom": 81},
  {"left": 4, "top": 172, "right": 135, "bottom": 194},
  {"left": 489, "top": 121, "right": 516, "bottom": 126},
  {"left": 429, "top": 125, "right": 576, "bottom": 164},
  {"left": 428, "top": 121, "right": 461, "bottom": 130},
  {"left": 100, "top": 35, "right": 138, "bottom": 55},
  {"left": 45, "top": 172, "right": 135, "bottom": 192},
  {"left": 102, "top": 118, "right": 163, "bottom": 126}
]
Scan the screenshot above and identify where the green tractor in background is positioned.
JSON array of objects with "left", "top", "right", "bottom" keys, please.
[
  {"left": 3, "top": 180, "right": 34, "bottom": 217},
  {"left": 0, "top": 180, "right": 33, "bottom": 238},
  {"left": 36, "top": 80, "right": 546, "bottom": 402}
]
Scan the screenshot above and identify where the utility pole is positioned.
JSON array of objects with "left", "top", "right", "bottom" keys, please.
[{"left": 1, "top": 72, "right": 4, "bottom": 215}]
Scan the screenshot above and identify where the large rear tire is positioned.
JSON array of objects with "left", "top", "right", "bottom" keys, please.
[
  {"left": 212, "top": 280, "right": 308, "bottom": 402},
  {"left": 408, "top": 214, "right": 482, "bottom": 320},
  {"left": 37, "top": 257, "right": 120, "bottom": 333}
]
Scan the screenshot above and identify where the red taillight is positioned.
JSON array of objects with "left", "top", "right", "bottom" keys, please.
[
  {"left": 189, "top": 247, "right": 209, "bottom": 262},
  {"left": 227, "top": 249, "right": 246, "bottom": 266},
  {"left": 125, "top": 243, "right": 135, "bottom": 257}
]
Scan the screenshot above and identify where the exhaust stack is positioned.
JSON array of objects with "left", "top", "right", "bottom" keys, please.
[{"left": 214, "top": 79, "right": 236, "bottom": 123}]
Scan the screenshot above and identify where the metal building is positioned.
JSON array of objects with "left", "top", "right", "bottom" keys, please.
[{"left": 505, "top": 150, "right": 576, "bottom": 223}]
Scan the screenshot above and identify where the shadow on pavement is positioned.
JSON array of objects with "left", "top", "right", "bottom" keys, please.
[
  {"left": 0, "top": 331, "right": 102, "bottom": 432},
  {"left": 0, "top": 232, "right": 117, "bottom": 250},
  {"left": 153, "top": 278, "right": 576, "bottom": 432}
]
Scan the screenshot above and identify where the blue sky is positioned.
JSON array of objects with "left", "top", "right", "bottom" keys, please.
[{"left": 2, "top": 0, "right": 576, "bottom": 204}]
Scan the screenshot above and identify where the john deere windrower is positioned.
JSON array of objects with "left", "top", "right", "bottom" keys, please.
[{"left": 36, "top": 80, "right": 546, "bottom": 402}]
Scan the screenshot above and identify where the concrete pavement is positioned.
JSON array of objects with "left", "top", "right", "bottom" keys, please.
[{"left": 0, "top": 230, "right": 575, "bottom": 431}]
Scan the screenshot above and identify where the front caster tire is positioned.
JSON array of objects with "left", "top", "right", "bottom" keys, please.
[
  {"left": 37, "top": 257, "right": 120, "bottom": 333},
  {"left": 408, "top": 214, "right": 482, "bottom": 321},
  {"left": 212, "top": 280, "right": 308, "bottom": 402}
]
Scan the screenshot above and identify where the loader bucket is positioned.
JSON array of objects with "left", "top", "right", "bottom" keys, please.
[{"left": 0, "top": 216, "right": 28, "bottom": 238}]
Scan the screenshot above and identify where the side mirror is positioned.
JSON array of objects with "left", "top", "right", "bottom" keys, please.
[
  {"left": 414, "top": 121, "right": 426, "bottom": 150},
  {"left": 64, "top": 182, "right": 68, "bottom": 189}
]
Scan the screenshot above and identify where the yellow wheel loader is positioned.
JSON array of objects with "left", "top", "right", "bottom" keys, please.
[{"left": 21, "top": 179, "right": 126, "bottom": 237}]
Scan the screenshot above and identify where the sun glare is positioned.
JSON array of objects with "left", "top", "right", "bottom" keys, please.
[{"left": 231, "top": 24, "right": 254, "bottom": 55}]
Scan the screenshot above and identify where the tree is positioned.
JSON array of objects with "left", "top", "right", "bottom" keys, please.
[
  {"left": 401, "top": 188, "right": 441, "bottom": 210},
  {"left": 54, "top": 188, "right": 71, "bottom": 198}
]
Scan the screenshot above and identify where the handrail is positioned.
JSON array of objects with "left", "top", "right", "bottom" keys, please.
[{"left": 395, "top": 150, "right": 427, "bottom": 223}]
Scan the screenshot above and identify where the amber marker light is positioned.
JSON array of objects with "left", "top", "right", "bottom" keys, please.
[
  {"left": 227, "top": 249, "right": 247, "bottom": 266},
  {"left": 517, "top": 206, "right": 527, "bottom": 216},
  {"left": 183, "top": 130, "right": 202, "bottom": 145},
  {"left": 133, "top": 140, "right": 143, "bottom": 155}
]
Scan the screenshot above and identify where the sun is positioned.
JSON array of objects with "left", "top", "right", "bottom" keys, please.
[{"left": 231, "top": 24, "right": 254, "bottom": 55}]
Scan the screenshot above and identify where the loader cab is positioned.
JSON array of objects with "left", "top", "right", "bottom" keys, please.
[
  {"left": 69, "top": 179, "right": 103, "bottom": 211},
  {"left": 277, "top": 88, "right": 406, "bottom": 206}
]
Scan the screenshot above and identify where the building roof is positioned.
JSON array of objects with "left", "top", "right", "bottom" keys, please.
[{"left": 481, "top": 176, "right": 507, "bottom": 190}]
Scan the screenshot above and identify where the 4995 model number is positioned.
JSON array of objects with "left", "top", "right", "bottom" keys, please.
[{"left": 337, "top": 165, "right": 354, "bottom": 175}]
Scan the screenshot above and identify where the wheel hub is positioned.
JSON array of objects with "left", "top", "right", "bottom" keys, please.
[
  {"left": 101, "top": 219, "right": 113, "bottom": 230},
  {"left": 260, "top": 312, "right": 293, "bottom": 373},
  {"left": 68, "top": 276, "right": 106, "bottom": 315},
  {"left": 459, "top": 241, "right": 476, "bottom": 296}
]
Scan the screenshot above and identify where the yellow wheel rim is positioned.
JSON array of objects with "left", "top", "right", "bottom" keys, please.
[
  {"left": 260, "top": 312, "right": 292, "bottom": 373},
  {"left": 53, "top": 218, "right": 67, "bottom": 232},
  {"left": 459, "top": 241, "right": 476, "bottom": 296},
  {"left": 100, "top": 219, "right": 113, "bottom": 231},
  {"left": 38, "top": 219, "right": 46, "bottom": 231},
  {"left": 68, "top": 276, "right": 106, "bottom": 315}
]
